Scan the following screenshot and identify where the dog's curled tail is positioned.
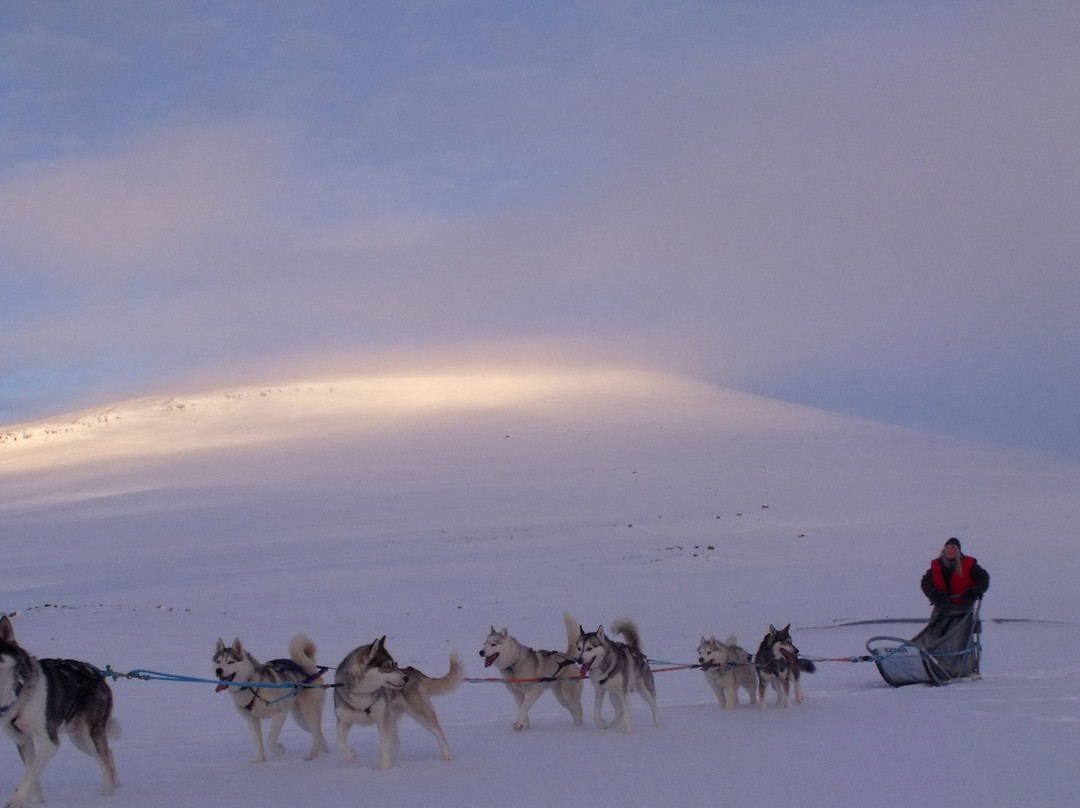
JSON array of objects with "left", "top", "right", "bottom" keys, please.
[
  {"left": 798, "top": 659, "right": 817, "bottom": 674},
  {"left": 426, "top": 652, "right": 465, "bottom": 696},
  {"left": 609, "top": 617, "right": 644, "bottom": 652},
  {"left": 563, "top": 612, "right": 579, "bottom": 655},
  {"left": 288, "top": 633, "right": 321, "bottom": 676}
]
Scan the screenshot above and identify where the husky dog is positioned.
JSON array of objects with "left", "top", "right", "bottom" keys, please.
[
  {"left": 334, "top": 637, "right": 462, "bottom": 771},
  {"left": 697, "top": 635, "right": 758, "bottom": 710},
  {"left": 755, "top": 624, "right": 816, "bottom": 709},
  {"left": 212, "top": 634, "right": 328, "bottom": 762},
  {"left": 0, "top": 615, "right": 119, "bottom": 808},
  {"left": 574, "top": 619, "right": 662, "bottom": 733},
  {"left": 479, "top": 613, "right": 583, "bottom": 730}
]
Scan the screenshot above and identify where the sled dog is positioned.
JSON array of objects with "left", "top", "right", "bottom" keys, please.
[
  {"left": 212, "top": 634, "right": 328, "bottom": 762},
  {"left": 755, "top": 624, "right": 816, "bottom": 709},
  {"left": 696, "top": 635, "right": 758, "bottom": 710},
  {"left": 334, "top": 637, "right": 462, "bottom": 770},
  {"left": 0, "top": 614, "right": 119, "bottom": 808},
  {"left": 479, "top": 613, "right": 583, "bottom": 729},
  {"left": 574, "top": 619, "right": 662, "bottom": 733}
]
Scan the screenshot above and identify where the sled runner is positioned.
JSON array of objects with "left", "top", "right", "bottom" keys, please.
[{"left": 866, "top": 602, "right": 981, "bottom": 687}]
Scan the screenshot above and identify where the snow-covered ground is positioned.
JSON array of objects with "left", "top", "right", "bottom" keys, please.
[{"left": 2, "top": 370, "right": 1077, "bottom": 807}]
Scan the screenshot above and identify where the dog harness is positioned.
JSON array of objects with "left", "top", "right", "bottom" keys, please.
[
  {"left": 335, "top": 687, "right": 384, "bottom": 716},
  {"left": 592, "top": 647, "right": 647, "bottom": 686},
  {"left": 240, "top": 660, "right": 328, "bottom": 711},
  {"left": 505, "top": 653, "right": 577, "bottom": 684}
]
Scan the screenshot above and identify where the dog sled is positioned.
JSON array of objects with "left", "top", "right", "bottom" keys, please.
[{"left": 866, "top": 602, "right": 982, "bottom": 687}]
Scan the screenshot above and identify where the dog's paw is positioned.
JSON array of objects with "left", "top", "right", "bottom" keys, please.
[
  {"left": 512, "top": 720, "right": 528, "bottom": 730},
  {"left": 337, "top": 746, "right": 357, "bottom": 764},
  {"left": 270, "top": 741, "right": 286, "bottom": 756}
]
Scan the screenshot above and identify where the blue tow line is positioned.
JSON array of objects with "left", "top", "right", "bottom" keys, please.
[{"left": 99, "top": 666, "right": 331, "bottom": 705}]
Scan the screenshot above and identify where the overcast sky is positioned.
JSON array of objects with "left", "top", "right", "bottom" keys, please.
[{"left": 2, "top": 1, "right": 1078, "bottom": 455}]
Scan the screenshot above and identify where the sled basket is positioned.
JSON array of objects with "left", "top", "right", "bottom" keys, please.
[{"left": 867, "top": 602, "right": 981, "bottom": 687}]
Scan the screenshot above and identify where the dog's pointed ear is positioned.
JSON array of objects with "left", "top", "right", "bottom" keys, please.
[
  {"left": 0, "top": 614, "right": 13, "bottom": 642},
  {"left": 499, "top": 627, "right": 509, "bottom": 638},
  {"left": 699, "top": 635, "right": 707, "bottom": 645},
  {"left": 578, "top": 625, "right": 585, "bottom": 638},
  {"left": 215, "top": 637, "right": 226, "bottom": 653},
  {"left": 231, "top": 638, "right": 243, "bottom": 654},
  {"left": 489, "top": 625, "right": 497, "bottom": 635},
  {"left": 769, "top": 624, "right": 777, "bottom": 634},
  {"left": 596, "top": 625, "right": 605, "bottom": 640},
  {"left": 782, "top": 623, "right": 791, "bottom": 634}
]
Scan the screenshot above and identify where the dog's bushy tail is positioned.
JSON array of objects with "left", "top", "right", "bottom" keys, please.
[
  {"left": 288, "top": 633, "right": 320, "bottom": 676},
  {"left": 424, "top": 652, "right": 464, "bottom": 696},
  {"left": 609, "top": 617, "right": 644, "bottom": 652},
  {"left": 563, "top": 612, "right": 579, "bottom": 655},
  {"left": 798, "top": 659, "right": 817, "bottom": 674}
]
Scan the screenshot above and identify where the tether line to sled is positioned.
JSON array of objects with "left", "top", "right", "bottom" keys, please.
[
  {"left": 96, "top": 646, "right": 912, "bottom": 692},
  {"left": 98, "top": 665, "right": 334, "bottom": 706},
  {"left": 465, "top": 653, "right": 886, "bottom": 686}
]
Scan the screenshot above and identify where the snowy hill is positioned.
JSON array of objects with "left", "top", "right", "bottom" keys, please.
[
  {"left": 2, "top": 369, "right": 1078, "bottom": 807},
  {"left": 1, "top": 369, "right": 865, "bottom": 464}
]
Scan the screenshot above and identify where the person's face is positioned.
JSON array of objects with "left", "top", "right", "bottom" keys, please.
[{"left": 943, "top": 544, "right": 958, "bottom": 561}]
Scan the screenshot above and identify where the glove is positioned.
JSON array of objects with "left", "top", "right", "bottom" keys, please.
[{"left": 930, "top": 591, "right": 947, "bottom": 606}]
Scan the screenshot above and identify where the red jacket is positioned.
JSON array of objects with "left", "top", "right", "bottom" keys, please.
[{"left": 930, "top": 556, "right": 976, "bottom": 603}]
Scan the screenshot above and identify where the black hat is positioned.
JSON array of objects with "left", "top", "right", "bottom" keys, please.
[{"left": 944, "top": 537, "right": 962, "bottom": 550}]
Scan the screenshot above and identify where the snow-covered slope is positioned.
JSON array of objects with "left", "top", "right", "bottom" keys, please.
[
  {"left": 1, "top": 369, "right": 861, "bottom": 464},
  {"left": 2, "top": 369, "right": 1077, "bottom": 807}
]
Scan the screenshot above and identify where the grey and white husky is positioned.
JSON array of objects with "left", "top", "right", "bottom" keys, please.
[
  {"left": 212, "top": 634, "right": 329, "bottom": 762},
  {"left": 755, "top": 623, "right": 816, "bottom": 709},
  {"left": 574, "top": 619, "right": 662, "bottom": 733},
  {"left": 479, "top": 613, "right": 583, "bottom": 730},
  {"left": 0, "top": 614, "right": 119, "bottom": 808},
  {"left": 334, "top": 636, "right": 462, "bottom": 770},
  {"left": 697, "top": 635, "right": 758, "bottom": 710}
]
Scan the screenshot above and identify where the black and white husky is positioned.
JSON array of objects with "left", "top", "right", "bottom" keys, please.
[
  {"left": 0, "top": 614, "right": 119, "bottom": 808},
  {"left": 334, "top": 636, "right": 462, "bottom": 770},
  {"left": 479, "top": 613, "right": 583, "bottom": 730},
  {"left": 212, "top": 634, "right": 329, "bottom": 762},
  {"left": 755, "top": 623, "right": 816, "bottom": 709},
  {"left": 574, "top": 619, "right": 662, "bottom": 733}
]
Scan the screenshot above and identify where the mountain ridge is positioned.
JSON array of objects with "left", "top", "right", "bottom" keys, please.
[{"left": 0, "top": 367, "right": 940, "bottom": 474}]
